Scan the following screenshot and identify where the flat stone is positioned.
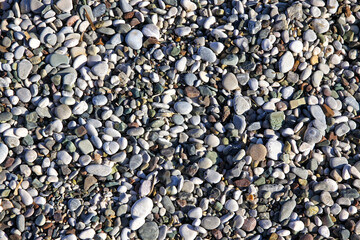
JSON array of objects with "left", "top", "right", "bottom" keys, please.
[
  {"left": 201, "top": 216, "right": 220, "bottom": 230},
  {"left": 304, "top": 127, "right": 322, "bottom": 144},
  {"left": 174, "top": 101, "right": 192, "bottom": 115},
  {"left": 279, "top": 51, "right": 294, "bottom": 73},
  {"left": 234, "top": 96, "right": 251, "bottom": 115},
  {"left": 56, "top": 0, "right": 73, "bottom": 12},
  {"left": 314, "top": 179, "right": 338, "bottom": 192},
  {"left": 86, "top": 164, "right": 112, "bottom": 177},
  {"left": 68, "top": 198, "right": 81, "bottom": 211},
  {"left": 78, "top": 140, "right": 94, "bottom": 155},
  {"left": 48, "top": 53, "right": 69, "bottom": 67},
  {"left": 266, "top": 139, "right": 283, "bottom": 160},
  {"left": 142, "top": 24, "right": 160, "bottom": 40},
  {"left": 16, "top": 88, "right": 32, "bottom": 103},
  {"left": 279, "top": 199, "right": 296, "bottom": 222},
  {"left": 179, "top": 224, "right": 198, "bottom": 240},
  {"left": 242, "top": 217, "right": 257, "bottom": 232},
  {"left": 129, "top": 154, "right": 143, "bottom": 170},
  {"left": 162, "top": 196, "right": 175, "bottom": 214},
  {"left": 55, "top": 104, "right": 72, "bottom": 120},
  {"left": 131, "top": 197, "right": 153, "bottom": 218},
  {"left": 19, "top": 189, "right": 33, "bottom": 206},
  {"left": 248, "top": 144, "right": 267, "bottom": 161},
  {"left": 269, "top": 111, "right": 285, "bottom": 130},
  {"left": 18, "top": 59, "right": 32, "bottom": 79},
  {"left": 198, "top": 46, "right": 216, "bottom": 63},
  {"left": 312, "top": 18, "right": 329, "bottom": 33},
  {"left": 91, "top": 62, "right": 108, "bottom": 77},
  {"left": 188, "top": 207, "right": 202, "bottom": 219},
  {"left": 222, "top": 73, "right": 239, "bottom": 91},
  {"left": 204, "top": 169, "right": 222, "bottom": 184},
  {"left": 138, "top": 222, "right": 159, "bottom": 240},
  {"left": 125, "top": 29, "right": 143, "bottom": 50}
]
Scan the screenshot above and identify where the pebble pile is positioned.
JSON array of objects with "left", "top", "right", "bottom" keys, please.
[{"left": 1, "top": 0, "right": 360, "bottom": 239}]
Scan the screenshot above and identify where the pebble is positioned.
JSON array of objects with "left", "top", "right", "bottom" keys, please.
[
  {"left": 180, "top": 224, "right": 198, "bottom": 240},
  {"left": 174, "top": 101, "right": 192, "bottom": 115},
  {"left": 0, "top": 143, "right": 9, "bottom": 164},
  {"left": 198, "top": 47, "right": 217, "bottom": 63},
  {"left": 85, "top": 164, "right": 112, "bottom": 177},
  {"left": 18, "top": 59, "right": 33, "bottom": 79},
  {"left": 19, "top": 189, "right": 33, "bottom": 206},
  {"left": 201, "top": 216, "right": 221, "bottom": 230},
  {"left": 279, "top": 51, "right": 294, "bottom": 73},
  {"left": 131, "top": 197, "right": 153, "bottom": 218},
  {"left": 222, "top": 73, "right": 239, "bottom": 91},
  {"left": 125, "top": 30, "right": 143, "bottom": 50}
]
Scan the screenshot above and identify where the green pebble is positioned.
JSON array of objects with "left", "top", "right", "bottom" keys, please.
[{"left": 214, "top": 202, "right": 223, "bottom": 211}]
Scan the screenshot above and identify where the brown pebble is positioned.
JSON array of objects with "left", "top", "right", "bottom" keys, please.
[
  {"left": 184, "top": 86, "right": 200, "bottom": 98},
  {"left": 123, "top": 12, "right": 134, "bottom": 19},
  {"left": 130, "top": 18, "right": 140, "bottom": 27},
  {"left": 84, "top": 175, "right": 98, "bottom": 191},
  {"left": 75, "top": 126, "right": 87, "bottom": 137},
  {"left": 4, "top": 158, "right": 14, "bottom": 168},
  {"left": 208, "top": 115, "right": 217, "bottom": 123},
  {"left": 234, "top": 178, "right": 251, "bottom": 188},
  {"left": 212, "top": 229, "right": 223, "bottom": 239},
  {"left": 248, "top": 144, "right": 267, "bottom": 161},
  {"left": 299, "top": 233, "right": 314, "bottom": 240},
  {"left": 310, "top": 55, "right": 318, "bottom": 65},
  {"left": 322, "top": 104, "right": 334, "bottom": 117},
  {"left": 242, "top": 217, "right": 257, "bottom": 232}
]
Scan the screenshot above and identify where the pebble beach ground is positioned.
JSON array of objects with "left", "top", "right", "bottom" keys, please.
[{"left": 1, "top": 0, "right": 360, "bottom": 239}]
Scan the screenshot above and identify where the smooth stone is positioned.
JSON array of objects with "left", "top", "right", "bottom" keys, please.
[
  {"left": 18, "top": 59, "right": 33, "bottom": 79},
  {"left": 92, "top": 95, "right": 108, "bottom": 106},
  {"left": 279, "top": 199, "right": 296, "bottom": 222},
  {"left": 335, "top": 123, "right": 350, "bottom": 137},
  {"left": 314, "top": 179, "right": 338, "bottom": 192},
  {"left": 204, "top": 169, "right": 222, "bottom": 184},
  {"left": 129, "top": 154, "right": 143, "bottom": 170},
  {"left": 210, "top": 42, "right": 224, "bottom": 54},
  {"left": 91, "top": 62, "right": 108, "bottom": 77},
  {"left": 279, "top": 51, "right": 294, "bottom": 73},
  {"left": 234, "top": 96, "right": 251, "bottom": 115},
  {"left": 222, "top": 73, "right": 239, "bottom": 91},
  {"left": 130, "top": 217, "right": 146, "bottom": 231},
  {"left": 289, "top": 220, "right": 305, "bottom": 232},
  {"left": 312, "top": 18, "right": 330, "bottom": 33},
  {"left": 131, "top": 197, "right": 153, "bottom": 218},
  {"left": 304, "top": 127, "right": 322, "bottom": 144},
  {"left": 142, "top": 24, "right": 160, "bottom": 40},
  {"left": 248, "top": 144, "right": 267, "bottom": 161},
  {"left": 0, "top": 143, "right": 9, "bottom": 164},
  {"left": 242, "top": 217, "right": 257, "bottom": 232},
  {"left": 312, "top": 70, "right": 323, "bottom": 87},
  {"left": 48, "top": 53, "right": 69, "bottom": 67},
  {"left": 303, "top": 30, "right": 317, "bottom": 42},
  {"left": 188, "top": 207, "right": 202, "bottom": 219},
  {"left": 68, "top": 198, "right": 81, "bottom": 211},
  {"left": 344, "top": 96, "right": 360, "bottom": 111},
  {"left": 79, "top": 229, "right": 95, "bottom": 240},
  {"left": 198, "top": 46, "right": 216, "bottom": 63},
  {"left": 16, "top": 88, "right": 31, "bottom": 103},
  {"left": 138, "top": 222, "right": 159, "bottom": 240},
  {"left": 125, "top": 30, "right": 143, "bottom": 50},
  {"left": 119, "top": 0, "right": 133, "bottom": 13},
  {"left": 179, "top": 224, "right": 198, "bottom": 240},
  {"left": 85, "top": 164, "right": 112, "bottom": 177},
  {"left": 56, "top": 0, "right": 73, "bottom": 12},
  {"left": 201, "top": 216, "right": 220, "bottom": 230},
  {"left": 266, "top": 139, "right": 283, "bottom": 160},
  {"left": 93, "top": 3, "right": 106, "bottom": 17},
  {"left": 174, "top": 102, "right": 192, "bottom": 115},
  {"left": 78, "top": 140, "right": 94, "bottom": 155},
  {"left": 55, "top": 104, "right": 72, "bottom": 120},
  {"left": 204, "top": 134, "right": 220, "bottom": 147},
  {"left": 162, "top": 196, "right": 175, "bottom": 214},
  {"left": 289, "top": 40, "right": 303, "bottom": 53},
  {"left": 19, "top": 189, "right": 33, "bottom": 206},
  {"left": 225, "top": 199, "right": 239, "bottom": 212}
]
